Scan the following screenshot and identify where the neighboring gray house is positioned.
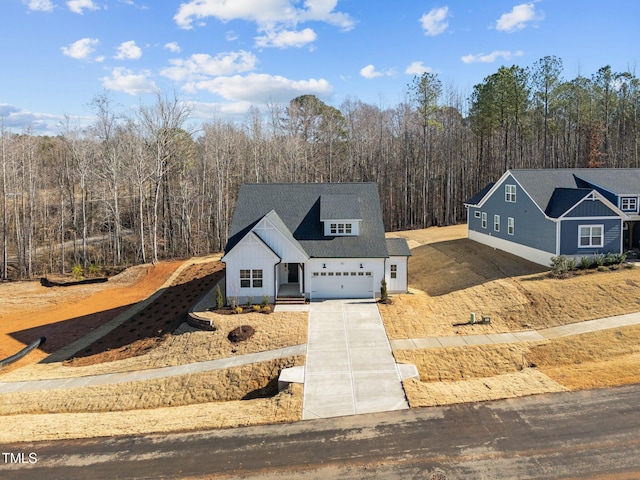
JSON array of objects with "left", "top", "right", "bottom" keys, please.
[
  {"left": 464, "top": 169, "right": 640, "bottom": 266},
  {"left": 221, "top": 183, "right": 411, "bottom": 303}
]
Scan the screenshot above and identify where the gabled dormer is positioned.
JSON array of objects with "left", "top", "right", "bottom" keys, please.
[{"left": 320, "top": 194, "right": 362, "bottom": 236}]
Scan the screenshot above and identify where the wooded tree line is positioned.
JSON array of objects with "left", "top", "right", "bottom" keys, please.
[{"left": 2, "top": 56, "right": 640, "bottom": 278}]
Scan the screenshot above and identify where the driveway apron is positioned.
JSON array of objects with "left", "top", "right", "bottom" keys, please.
[{"left": 302, "top": 299, "right": 409, "bottom": 420}]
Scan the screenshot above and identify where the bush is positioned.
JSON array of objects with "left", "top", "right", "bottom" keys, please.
[
  {"left": 71, "top": 264, "right": 84, "bottom": 280},
  {"left": 246, "top": 296, "right": 253, "bottom": 308},
  {"left": 579, "top": 256, "right": 591, "bottom": 270},
  {"left": 380, "top": 278, "right": 388, "bottom": 302},
  {"left": 262, "top": 305, "right": 272, "bottom": 314},
  {"left": 591, "top": 253, "right": 605, "bottom": 268},
  {"left": 252, "top": 305, "right": 261, "bottom": 312},
  {"left": 550, "top": 256, "right": 575, "bottom": 275},
  {"left": 88, "top": 263, "right": 101, "bottom": 276},
  {"left": 604, "top": 252, "right": 616, "bottom": 266},
  {"left": 262, "top": 294, "right": 269, "bottom": 307},
  {"left": 234, "top": 306, "right": 243, "bottom": 314}
]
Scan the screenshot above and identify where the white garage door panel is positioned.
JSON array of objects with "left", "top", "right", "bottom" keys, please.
[{"left": 311, "top": 273, "right": 373, "bottom": 298}]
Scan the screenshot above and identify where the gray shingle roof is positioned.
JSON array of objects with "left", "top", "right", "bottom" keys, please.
[
  {"left": 509, "top": 168, "right": 640, "bottom": 218},
  {"left": 464, "top": 182, "right": 495, "bottom": 206},
  {"left": 468, "top": 169, "right": 640, "bottom": 219},
  {"left": 386, "top": 238, "right": 412, "bottom": 257},
  {"left": 225, "top": 183, "right": 390, "bottom": 258},
  {"left": 544, "top": 188, "right": 594, "bottom": 217},
  {"left": 320, "top": 194, "right": 362, "bottom": 220}
]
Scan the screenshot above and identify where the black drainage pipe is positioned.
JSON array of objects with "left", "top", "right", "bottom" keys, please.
[{"left": 0, "top": 337, "right": 46, "bottom": 368}]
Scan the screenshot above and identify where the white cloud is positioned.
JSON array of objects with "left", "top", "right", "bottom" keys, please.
[
  {"left": 255, "top": 28, "right": 317, "bottom": 48},
  {"left": 190, "top": 101, "right": 254, "bottom": 119},
  {"left": 360, "top": 64, "right": 395, "bottom": 80},
  {"left": 160, "top": 50, "right": 258, "bottom": 82},
  {"left": 188, "top": 73, "right": 332, "bottom": 103},
  {"left": 173, "top": 0, "right": 354, "bottom": 32},
  {"left": 67, "top": 0, "right": 99, "bottom": 14},
  {"left": 461, "top": 50, "right": 524, "bottom": 64},
  {"left": 24, "top": 0, "right": 54, "bottom": 12},
  {"left": 0, "top": 103, "right": 63, "bottom": 133},
  {"left": 115, "top": 40, "right": 142, "bottom": 60},
  {"left": 61, "top": 37, "right": 100, "bottom": 60},
  {"left": 496, "top": 3, "right": 542, "bottom": 32},
  {"left": 405, "top": 61, "right": 433, "bottom": 76},
  {"left": 164, "top": 42, "right": 181, "bottom": 53},
  {"left": 101, "top": 67, "right": 157, "bottom": 95},
  {"left": 420, "top": 6, "right": 449, "bottom": 36}
]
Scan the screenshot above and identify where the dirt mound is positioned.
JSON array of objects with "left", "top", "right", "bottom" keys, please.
[{"left": 228, "top": 325, "right": 255, "bottom": 343}]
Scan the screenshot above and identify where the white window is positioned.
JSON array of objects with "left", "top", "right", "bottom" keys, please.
[
  {"left": 240, "top": 269, "right": 262, "bottom": 288},
  {"left": 240, "top": 269, "right": 250, "bottom": 288},
  {"left": 494, "top": 215, "right": 500, "bottom": 232},
  {"left": 508, "top": 217, "right": 514, "bottom": 235},
  {"left": 330, "top": 222, "right": 353, "bottom": 235},
  {"left": 621, "top": 197, "right": 638, "bottom": 212},
  {"left": 390, "top": 264, "right": 397, "bottom": 279},
  {"left": 579, "top": 225, "right": 604, "bottom": 248},
  {"left": 505, "top": 184, "right": 516, "bottom": 203},
  {"left": 252, "top": 269, "right": 262, "bottom": 288},
  {"left": 481, "top": 212, "right": 487, "bottom": 229}
]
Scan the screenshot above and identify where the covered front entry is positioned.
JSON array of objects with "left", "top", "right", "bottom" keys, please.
[
  {"left": 286, "top": 263, "right": 299, "bottom": 282},
  {"left": 310, "top": 271, "right": 374, "bottom": 299}
]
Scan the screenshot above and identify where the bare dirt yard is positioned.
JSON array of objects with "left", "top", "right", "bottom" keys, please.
[{"left": 383, "top": 224, "right": 640, "bottom": 408}]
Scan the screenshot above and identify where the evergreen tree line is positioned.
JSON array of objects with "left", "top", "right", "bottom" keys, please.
[{"left": 2, "top": 56, "right": 640, "bottom": 278}]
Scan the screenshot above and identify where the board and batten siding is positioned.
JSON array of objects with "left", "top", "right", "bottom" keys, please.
[
  {"left": 252, "top": 217, "right": 307, "bottom": 264},
  {"left": 468, "top": 173, "right": 557, "bottom": 254},
  {"left": 558, "top": 218, "right": 623, "bottom": 256},
  {"left": 563, "top": 197, "right": 620, "bottom": 218},
  {"left": 386, "top": 256, "right": 408, "bottom": 293},
  {"left": 222, "top": 232, "right": 280, "bottom": 304}
]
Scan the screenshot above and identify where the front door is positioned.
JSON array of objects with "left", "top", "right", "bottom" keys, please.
[{"left": 287, "top": 263, "right": 299, "bottom": 283}]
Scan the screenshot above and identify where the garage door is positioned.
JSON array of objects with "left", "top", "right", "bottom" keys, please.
[{"left": 310, "top": 271, "right": 374, "bottom": 299}]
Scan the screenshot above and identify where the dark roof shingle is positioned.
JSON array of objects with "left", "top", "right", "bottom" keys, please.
[{"left": 225, "top": 183, "right": 389, "bottom": 258}]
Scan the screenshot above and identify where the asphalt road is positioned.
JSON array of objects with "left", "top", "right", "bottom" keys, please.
[{"left": 1, "top": 385, "right": 639, "bottom": 479}]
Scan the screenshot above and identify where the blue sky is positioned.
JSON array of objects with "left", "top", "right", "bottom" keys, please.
[{"left": 3, "top": 0, "right": 640, "bottom": 134}]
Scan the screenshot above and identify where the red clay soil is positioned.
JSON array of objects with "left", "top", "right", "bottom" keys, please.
[
  {"left": 0, "top": 261, "right": 183, "bottom": 373},
  {"left": 64, "top": 261, "right": 224, "bottom": 367}
]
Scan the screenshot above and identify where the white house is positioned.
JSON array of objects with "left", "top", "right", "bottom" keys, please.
[{"left": 221, "top": 183, "right": 411, "bottom": 303}]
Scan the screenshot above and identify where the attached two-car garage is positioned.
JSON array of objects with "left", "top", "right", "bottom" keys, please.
[{"left": 309, "top": 271, "right": 375, "bottom": 299}]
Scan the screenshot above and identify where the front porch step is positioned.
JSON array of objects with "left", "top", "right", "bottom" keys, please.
[{"left": 276, "top": 296, "right": 307, "bottom": 305}]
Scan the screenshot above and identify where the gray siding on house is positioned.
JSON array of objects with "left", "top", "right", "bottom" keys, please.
[
  {"left": 559, "top": 218, "right": 622, "bottom": 256},
  {"left": 468, "top": 174, "right": 557, "bottom": 253},
  {"left": 564, "top": 198, "right": 618, "bottom": 217}
]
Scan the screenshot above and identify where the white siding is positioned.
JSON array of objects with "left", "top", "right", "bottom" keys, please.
[
  {"left": 222, "top": 232, "right": 280, "bottom": 303},
  {"left": 386, "top": 256, "right": 408, "bottom": 293},
  {"left": 305, "top": 258, "right": 385, "bottom": 299},
  {"left": 253, "top": 217, "right": 307, "bottom": 263},
  {"left": 469, "top": 229, "right": 554, "bottom": 266}
]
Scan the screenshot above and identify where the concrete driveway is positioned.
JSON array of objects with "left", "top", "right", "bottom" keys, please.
[{"left": 302, "top": 299, "right": 415, "bottom": 420}]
